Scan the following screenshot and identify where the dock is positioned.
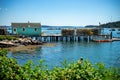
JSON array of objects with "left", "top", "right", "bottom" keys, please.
[
  {"left": 36, "top": 28, "right": 101, "bottom": 42},
  {"left": 39, "top": 35, "right": 92, "bottom": 42},
  {"left": 112, "top": 38, "right": 120, "bottom": 41},
  {"left": 32, "top": 34, "right": 113, "bottom": 42},
  {"left": 11, "top": 28, "right": 120, "bottom": 42}
]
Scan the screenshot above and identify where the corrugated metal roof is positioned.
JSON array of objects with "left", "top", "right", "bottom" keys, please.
[{"left": 12, "top": 23, "right": 41, "bottom": 27}]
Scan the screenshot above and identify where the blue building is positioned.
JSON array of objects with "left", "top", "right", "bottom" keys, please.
[{"left": 12, "top": 22, "right": 41, "bottom": 36}]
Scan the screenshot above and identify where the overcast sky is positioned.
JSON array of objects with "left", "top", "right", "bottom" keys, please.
[{"left": 0, "top": 0, "right": 120, "bottom": 26}]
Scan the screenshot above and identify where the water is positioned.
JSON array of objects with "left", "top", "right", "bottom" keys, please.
[
  {"left": 7, "top": 28, "right": 120, "bottom": 69},
  {"left": 7, "top": 41, "right": 120, "bottom": 69}
]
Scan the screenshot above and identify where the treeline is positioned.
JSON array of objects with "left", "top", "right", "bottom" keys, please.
[
  {"left": 0, "top": 49, "right": 120, "bottom": 80},
  {"left": 100, "top": 21, "right": 120, "bottom": 28},
  {"left": 85, "top": 25, "right": 99, "bottom": 28},
  {"left": 85, "top": 21, "right": 120, "bottom": 28}
]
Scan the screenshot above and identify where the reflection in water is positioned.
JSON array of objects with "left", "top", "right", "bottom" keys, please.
[{"left": 7, "top": 47, "right": 42, "bottom": 65}]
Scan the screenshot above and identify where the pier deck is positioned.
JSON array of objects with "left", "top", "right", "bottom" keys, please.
[{"left": 36, "top": 34, "right": 113, "bottom": 42}]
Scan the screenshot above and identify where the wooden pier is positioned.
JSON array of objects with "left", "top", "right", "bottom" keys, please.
[
  {"left": 31, "top": 34, "right": 113, "bottom": 42},
  {"left": 35, "top": 34, "right": 96, "bottom": 42},
  {"left": 36, "top": 28, "right": 101, "bottom": 42},
  {"left": 19, "top": 28, "right": 118, "bottom": 42}
]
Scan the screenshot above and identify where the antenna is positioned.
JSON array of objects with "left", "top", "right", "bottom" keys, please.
[
  {"left": 110, "top": 16, "right": 112, "bottom": 22},
  {"left": 28, "top": 21, "right": 30, "bottom": 27},
  {"left": 99, "top": 22, "right": 101, "bottom": 26}
]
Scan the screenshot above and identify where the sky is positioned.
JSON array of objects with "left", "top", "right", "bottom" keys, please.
[{"left": 0, "top": 0, "right": 120, "bottom": 26}]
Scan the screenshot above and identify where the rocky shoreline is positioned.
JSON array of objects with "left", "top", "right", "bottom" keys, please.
[{"left": 0, "top": 38, "right": 43, "bottom": 48}]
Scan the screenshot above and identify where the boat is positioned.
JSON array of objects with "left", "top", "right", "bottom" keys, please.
[
  {"left": 112, "top": 38, "right": 120, "bottom": 41},
  {"left": 117, "top": 32, "right": 120, "bottom": 34},
  {"left": 109, "top": 28, "right": 115, "bottom": 31},
  {"left": 92, "top": 39, "right": 113, "bottom": 42}
]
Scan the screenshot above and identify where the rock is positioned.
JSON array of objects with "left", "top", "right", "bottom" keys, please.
[{"left": 0, "top": 37, "right": 43, "bottom": 48}]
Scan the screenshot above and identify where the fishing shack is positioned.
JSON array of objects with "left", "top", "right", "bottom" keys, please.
[{"left": 11, "top": 22, "right": 41, "bottom": 36}]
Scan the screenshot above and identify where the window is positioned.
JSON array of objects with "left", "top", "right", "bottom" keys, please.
[
  {"left": 14, "top": 28, "right": 16, "bottom": 32},
  {"left": 23, "top": 28, "right": 25, "bottom": 31},
  {"left": 35, "top": 28, "right": 37, "bottom": 31}
]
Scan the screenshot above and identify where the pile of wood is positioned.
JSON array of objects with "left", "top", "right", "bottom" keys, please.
[
  {"left": 61, "top": 28, "right": 100, "bottom": 36},
  {"left": 76, "top": 28, "right": 100, "bottom": 36},
  {"left": 91, "top": 29, "right": 100, "bottom": 35},
  {"left": 62, "top": 29, "right": 74, "bottom": 36},
  {"left": 76, "top": 29, "right": 93, "bottom": 36}
]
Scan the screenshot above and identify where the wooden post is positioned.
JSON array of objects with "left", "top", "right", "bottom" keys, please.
[
  {"left": 89, "top": 36, "right": 91, "bottom": 41},
  {"left": 78, "top": 36, "right": 80, "bottom": 42},
  {"left": 53, "top": 36, "right": 55, "bottom": 41},
  {"left": 56, "top": 36, "right": 58, "bottom": 42},
  {"left": 51, "top": 36, "right": 53, "bottom": 41},
  {"left": 84, "top": 36, "right": 88, "bottom": 42},
  {"left": 70, "top": 36, "right": 73, "bottom": 42},
  {"left": 74, "top": 36, "right": 76, "bottom": 42},
  {"left": 72, "top": 36, "right": 74, "bottom": 41},
  {"left": 88, "top": 36, "right": 89, "bottom": 42},
  {"left": 66, "top": 36, "right": 68, "bottom": 42},
  {"left": 60, "top": 36, "right": 62, "bottom": 41},
  {"left": 44, "top": 37, "right": 46, "bottom": 42},
  {"left": 50, "top": 36, "right": 51, "bottom": 42},
  {"left": 110, "top": 32, "right": 112, "bottom": 39}
]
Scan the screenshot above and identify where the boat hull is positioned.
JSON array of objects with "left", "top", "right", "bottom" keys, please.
[{"left": 92, "top": 39, "right": 113, "bottom": 42}]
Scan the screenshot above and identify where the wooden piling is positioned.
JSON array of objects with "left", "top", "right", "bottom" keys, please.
[
  {"left": 56, "top": 36, "right": 58, "bottom": 41},
  {"left": 78, "top": 36, "right": 80, "bottom": 42},
  {"left": 65, "top": 36, "right": 68, "bottom": 42}
]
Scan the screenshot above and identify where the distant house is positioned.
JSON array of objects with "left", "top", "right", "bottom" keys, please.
[
  {"left": 0, "top": 26, "right": 9, "bottom": 35},
  {"left": 11, "top": 22, "right": 41, "bottom": 36}
]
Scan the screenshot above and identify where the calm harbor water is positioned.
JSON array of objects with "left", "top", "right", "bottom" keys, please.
[
  {"left": 7, "top": 41, "right": 120, "bottom": 69},
  {"left": 7, "top": 28, "right": 120, "bottom": 69}
]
